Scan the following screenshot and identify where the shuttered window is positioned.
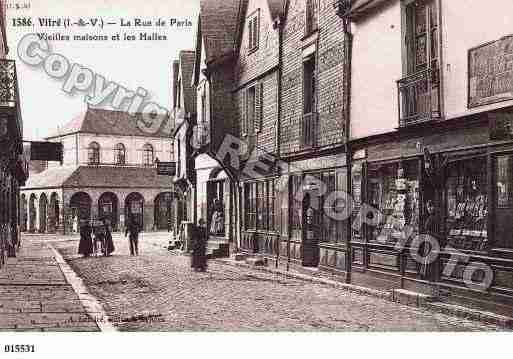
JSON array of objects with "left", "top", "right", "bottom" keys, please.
[
  {"left": 243, "top": 82, "right": 264, "bottom": 136},
  {"left": 248, "top": 11, "right": 260, "bottom": 52}
]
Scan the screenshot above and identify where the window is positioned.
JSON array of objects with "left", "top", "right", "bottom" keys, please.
[
  {"left": 242, "top": 83, "right": 263, "bottom": 136},
  {"left": 114, "top": 143, "right": 126, "bottom": 165},
  {"left": 367, "top": 161, "right": 420, "bottom": 244},
  {"left": 446, "top": 157, "right": 488, "bottom": 251},
  {"left": 405, "top": 0, "right": 438, "bottom": 75},
  {"left": 305, "top": 0, "right": 318, "bottom": 36},
  {"left": 142, "top": 144, "right": 154, "bottom": 166},
  {"left": 87, "top": 142, "right": 100, "bottom": 165},
  {"left": 248, "top": 11, "right": 260, "bottom": 52},
  {"left": 245, "top": 179, "right": 276, "bottom": 232},
  {"left": 303, "top": 56, "right": 316, "bottom": 115},
  {"left": 495, "top": 155, "right": 513, "bottom": 249},
  {"left": 177, "top": 79, "right": 182, "bottom": 108}
]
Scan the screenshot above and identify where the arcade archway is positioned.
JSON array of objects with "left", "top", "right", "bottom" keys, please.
[
  {"left": 38, "top": 193, "right": 48, "bottom": 233},
  {"left": 99, "top": 192, "right": 119, "bottom": 231},
  {"left": 125, "top": 192, "right": 144, "bottom": 228},
  {"left": 154, "top": 192, "right": 173, "bottom": 231},
  {"left": 70, "top": 192, "right": 92, "bottom": 223}
]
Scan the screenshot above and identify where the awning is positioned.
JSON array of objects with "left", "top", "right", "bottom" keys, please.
[{"left": 343, "top": 0, "right": 394, "bottom": 19}]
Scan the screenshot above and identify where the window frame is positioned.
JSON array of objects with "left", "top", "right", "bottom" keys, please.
[
  {"left": 247, "top": 9, "right": 260, "bottom": 53},
  {"left": 114, "top": 143, "right": 126, "bottom": 165},
  {"left": 142, "top": 143, "right": 154, "bottom": 167},
  {"left": 305, "top": 0, "right": 319, "bottom": 37},
  {"left": 303, "top": 54, "right": 317, "bottom": 115},
  {"left": 87, "top": 142, "right": 100, "bottom": 165}
]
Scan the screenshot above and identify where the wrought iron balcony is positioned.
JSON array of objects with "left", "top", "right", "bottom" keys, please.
[
  {"left": 301, "top": 112, "right": 318, "bottom": 149},
  {"left": 397, "top": 68, "right": 440, "bottom": 127},
  {"left": 0, "top": 60, "right": 22, "bottom": 140}
]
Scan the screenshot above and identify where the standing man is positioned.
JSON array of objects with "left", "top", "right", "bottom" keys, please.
[{"left": 125, "top": 215, "right": 140, "bottom": 256}]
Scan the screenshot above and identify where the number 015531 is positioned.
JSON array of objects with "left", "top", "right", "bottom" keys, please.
[{"left": 4, "top": 344, "right": 35, "bottom": 353}]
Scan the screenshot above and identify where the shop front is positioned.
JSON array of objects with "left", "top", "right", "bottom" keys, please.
[{"left": 351, "top": 112, "right": 513, "bottom": 316}]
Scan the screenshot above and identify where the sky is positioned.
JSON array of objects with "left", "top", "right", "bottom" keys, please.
[{"left": 6, "top": 0, "right": 200, "bottom": 140}]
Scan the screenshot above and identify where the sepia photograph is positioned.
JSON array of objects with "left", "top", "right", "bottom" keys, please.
[{"left": 0, "top": 0, "right": 511, "bottom": 357}]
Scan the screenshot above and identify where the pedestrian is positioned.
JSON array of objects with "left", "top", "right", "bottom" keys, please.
[
  {"left": 420, "top": 200, "right": 441, "bottom": 280},
  {"left": 191, "top": 218, "right": 208, "bottom": 272},
  {"left": 125, "top": 215, "right": 140, "bottom": 256},
  {"left": 78, "top": 220, "right": 93, "bottom": 257},
  {"left": 102, "top": 218, "right": 115, "bottom": 256},
  {"left": 72, "top": 215, "right": 78, "bottom": 233}
]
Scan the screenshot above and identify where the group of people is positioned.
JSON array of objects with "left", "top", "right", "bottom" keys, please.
[
  {"left": 78, "top": 217, "right": 115, "bottom": 257},
  {"left": 77, "top": 215, "right": 142, "bottom": 258}
]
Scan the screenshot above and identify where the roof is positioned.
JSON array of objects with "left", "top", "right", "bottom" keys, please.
[
  {"left": 23, "top": 166, "right": 79, "bottom": 189},
  {"left": 23, "top": 165, "right": 173, "bottom": 190},
  {"left": 344, "top": 0, "right": 395, "bottom": 19},
  {"left": 267, "top": 0, "right": 286, "bottom": 20},
  {"left": 179, "top": 50, "right": 197, "bottom": 115},
  {"left": 46, "top": 108, "right": 171, "bottom": 139},
  {"left": 199, "top": 0, "right": 241, "bottom": 63}
]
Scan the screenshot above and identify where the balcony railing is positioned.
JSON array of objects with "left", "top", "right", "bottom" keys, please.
[
  {"left": 397, "top": 68, "right": 440, "bottom": 127},
  {"left": 301, "top": 112, "right": 318, "bottom": 149},
  {"left": 0, "top": 60, "right": 18, "bottom": 108}
]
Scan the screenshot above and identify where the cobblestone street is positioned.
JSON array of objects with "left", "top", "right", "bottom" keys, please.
[{"left": 40, "top": 233, "right": 501, "bottom": 332}]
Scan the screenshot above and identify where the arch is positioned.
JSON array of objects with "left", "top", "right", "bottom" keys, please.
[
  {"left": 48, "top": 192, "right": 60, "bottom": 233},
  {"left": 114, "top": 143, "right": 126, "bottom": 165},
  {"left": 38, "top": 193, "right": 48, "bottom": 233},
  {"left": 154, "top": 192, "right": 174, "bottom": 231},
  {"left": 98, "top": 192, "right": 119, "bottom": 231},
  {"left": 70, "top": 192, "right": 92, "bottom": 223},
  {"left": 142, "top": 143, "right": 154, "bottom": 166},
  {"left": 28, "top": 194, "right": 37, "bottom": 232},
  {"left": 87, "top": 141, "right": 101, "bottom": 165},
  {"left": 20, "top": 194, "right": 27, "bottom": 232},
  {"left": 125, "top": 192, "right": 144, "bottom": 228}
]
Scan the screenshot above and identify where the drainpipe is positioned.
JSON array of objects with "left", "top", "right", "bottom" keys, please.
[
  {"left": 274, "top": 16, "right": 284, "bottom": 269},
  {"left": 342, "top": 9, "right": 353, "bottom": 284}
]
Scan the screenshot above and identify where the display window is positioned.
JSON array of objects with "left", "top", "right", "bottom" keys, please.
[
  {"left": 445, "top": 157, "right": 488, "bottom": 251},
  {"left": 367, "top": 161, "right": 420, "bottom": 244},
  {"left": 494, "top": 154, "right": 513, "bottom": 249}
]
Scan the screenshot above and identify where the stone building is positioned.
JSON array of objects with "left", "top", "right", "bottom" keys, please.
[
  {"left": 0, "top": 0, "right": 28, "bottom": 266},
  {"left": 21, "top": 108, "right": 174, "bottom": 234}
]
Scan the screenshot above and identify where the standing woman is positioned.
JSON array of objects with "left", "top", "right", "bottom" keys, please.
[
  {"left": 78, "top": 220, "right": 93, "bottom": 257},
  {"left": 102, "top": 218, "right": 115, "bottom": 256}
]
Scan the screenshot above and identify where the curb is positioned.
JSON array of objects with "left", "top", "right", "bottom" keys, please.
[{"left": 213, "top": 257, "right": 513, "bottom": 330}]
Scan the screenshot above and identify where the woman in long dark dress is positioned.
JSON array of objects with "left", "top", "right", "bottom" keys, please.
[
  {"left": 102, "top": 218, "right": 115, "bottom": 256},
  {"left": 78, "top": 220, "right": 93, "bottom": 257},
  {"left": 191, "top": 219, "right": 208, "bottom": 272}
]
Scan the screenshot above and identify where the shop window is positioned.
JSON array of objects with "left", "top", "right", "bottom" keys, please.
[
  {"left": 446, "top": 158, "right": 488, "bottom": 251},
  {"left": 367, "top": 161, "right": 420, "bottom": 243},
  {"left": 291, "top": 175, "right": 303, "bottom": 231},
  {"left": 245, "top": 179, "right": 277, "bottom": 232},
  {"left": 495, "top": 155, "right": 513, "bottom": 249}
]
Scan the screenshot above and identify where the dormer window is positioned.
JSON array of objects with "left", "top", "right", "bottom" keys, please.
[{"left": 248, "top": 10, "right": 260, "bottom": 52}]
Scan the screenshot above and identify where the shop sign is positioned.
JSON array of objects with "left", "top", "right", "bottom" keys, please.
[
  {"left": 30, "top": 141, "right": 63, "bottom": 162},
  {"left": 157, "top": 161, "right": 176, "bottom": 176},
  {"left": 469, "top": 35, "right": 513, "bottom": 108}
]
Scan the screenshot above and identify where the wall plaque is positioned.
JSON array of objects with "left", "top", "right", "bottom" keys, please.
[{"left": 469, "top": 35, "right": 513, "bottom": 108}]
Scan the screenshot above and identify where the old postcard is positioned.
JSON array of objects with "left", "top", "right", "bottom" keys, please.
[{"left": 0, "top": 0, "right": 511, "bottom": 357}]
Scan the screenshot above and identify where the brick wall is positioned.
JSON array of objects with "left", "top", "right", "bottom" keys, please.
[{"left": 280, "top": 0, "right": 347, "bottom": 156}]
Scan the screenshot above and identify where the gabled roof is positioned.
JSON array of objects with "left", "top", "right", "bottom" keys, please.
[
  {"left": 46, "top": 108, "right": 171, "bottom": 139},
  {"left": 178, "top": 50, "right": 197, "bottom": 116},
  {"left": 23, "top": 165, "right": 172, "bottom": 190},
  {"left": 199, "top": 0, "right": 241, "bottom": 63},
  {"left": 267, "top": 0, "right": 286, "bottom": 21}
]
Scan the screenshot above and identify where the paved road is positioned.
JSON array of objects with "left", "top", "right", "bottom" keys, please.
[{"left": 47, "top": 232, "right": 501, "bottom": 331}]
